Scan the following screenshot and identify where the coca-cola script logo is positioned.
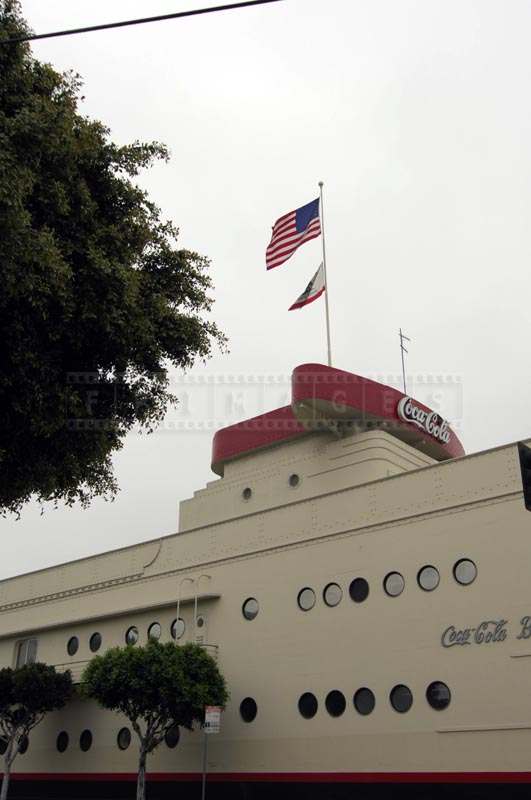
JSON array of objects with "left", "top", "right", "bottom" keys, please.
[
  {"left": 397, "top": 397, "right": 451, "bottom": 444},
  {"left": 441, "top": 620, "right": 508, "bottom": 647},
  {"left": 441, "top": 617, "right": 531, "bottom": 649}
]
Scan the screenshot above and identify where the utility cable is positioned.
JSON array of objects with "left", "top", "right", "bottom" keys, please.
[{"left": 0, "top": 0, "right": 284, "bottom": 45}]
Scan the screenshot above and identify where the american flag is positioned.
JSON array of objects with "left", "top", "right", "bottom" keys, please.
[{"left": 266, "top": 197, "right": 321, "bottom": 270}]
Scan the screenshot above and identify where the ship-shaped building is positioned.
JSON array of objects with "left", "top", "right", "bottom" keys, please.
[{"left": 1, "top": 363, "right": 531, "bottom": 799}]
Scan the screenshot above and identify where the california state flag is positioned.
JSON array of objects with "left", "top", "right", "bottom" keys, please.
[{"left": 289, "top": 263, "right": 326, "bottom": 310}]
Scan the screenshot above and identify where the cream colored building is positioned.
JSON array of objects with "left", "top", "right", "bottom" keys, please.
[{"left": 1, "top": 363, "right": 530, "bottom": 799}]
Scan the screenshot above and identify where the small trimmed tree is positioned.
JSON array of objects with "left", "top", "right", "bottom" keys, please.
[
  {"left": 82, "top": 640, "right": 228, "bottom": 800},
  {"left": 0, "top": 663, "right": 73, "bottom": 800}
]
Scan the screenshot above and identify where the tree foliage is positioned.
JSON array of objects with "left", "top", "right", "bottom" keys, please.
[
  {"left": 0, "top": 663, "right": 73, "bottom": 800},
  {"left": 0, "top": 0, "right": 226, "bottom": 515},
  {"left": 82, "top": 640, "right": 228, "bottom": 800}
]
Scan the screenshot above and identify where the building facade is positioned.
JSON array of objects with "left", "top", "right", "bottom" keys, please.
[{"left": 1, "top": 364, "right": 530, "bottom": 799}]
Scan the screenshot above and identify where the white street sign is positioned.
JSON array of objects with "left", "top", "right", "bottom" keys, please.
[{"left": 204, "top": 705, "right": 221, "bottom": 734}]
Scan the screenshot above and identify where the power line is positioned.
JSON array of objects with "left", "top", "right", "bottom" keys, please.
[{"left": 0, "top": 0, "right": 284, "bottom": 45}]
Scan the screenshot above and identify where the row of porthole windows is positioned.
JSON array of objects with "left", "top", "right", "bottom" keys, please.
[
  {"left": 384, "top": 559, "right": 477, "bottom": 597},
  {"left": 297, "top": 559, "right": 477, "bottom": 611},
  {"left": 242, "top": 560, "right": 477, "bottom": 620},
  {"left": 125, "top": 619, "right": 193, "bottom": 645},
  {"left": 54, "top": 725, "right": 180, "bottom": 753},
  {"left": 242, "top": 473, "right": 300, "bottom": 501},
  {"left": 65, "top": 617, "right": 197, "bottom": 657},
  {"left": 298, "top": 682, "right": 451, "bottom": 717},
  {"left": 1, "top": 678, "right": 449, "bottom": 758},
  {"left": 67, "top": 632, "right": 103, "bottom": 656},
  {"left": 238, "top": 682, "right": 451, "bottom": 723},
  {"left": 1, "top": 725, "right": 183, "bottom": 757}
]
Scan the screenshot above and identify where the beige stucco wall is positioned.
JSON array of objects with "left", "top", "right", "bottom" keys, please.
[{"left": 0, "top": 430, "right": 530, "bottom": 775}]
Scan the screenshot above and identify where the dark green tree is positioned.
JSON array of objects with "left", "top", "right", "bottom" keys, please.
[
  {"left": 0, "top": 663, "right": 73, "bottom": 800},
  {"left": 82, "top": 640, "right": 228, "bottom": 800},
  {"left": 0, "top": 1, "right": 225, "bottom": 515}
]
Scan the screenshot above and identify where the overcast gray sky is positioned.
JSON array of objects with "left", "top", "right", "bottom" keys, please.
[{"left": 2, "top": 0, "right": 530, "bottom": 579}]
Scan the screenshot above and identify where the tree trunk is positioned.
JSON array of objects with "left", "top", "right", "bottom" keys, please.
[
  {"left": 136, "top": 748, "right": 147, "bottom": 800},
  {"left": 0, "top": 736, "right": 18, "bottom": 800},
  {"left": 0, "top": 755, "right": 12, "bottom": 800}
]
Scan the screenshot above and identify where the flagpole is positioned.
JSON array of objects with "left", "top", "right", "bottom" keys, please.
[{"left": 318, "top": 181, "right": 332, "bottom": 367}]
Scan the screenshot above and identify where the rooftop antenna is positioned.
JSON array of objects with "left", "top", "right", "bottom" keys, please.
[{"left": 399, "top": 328, "right": 410, "bottom": 395}]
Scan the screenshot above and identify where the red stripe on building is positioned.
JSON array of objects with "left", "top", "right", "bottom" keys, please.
[{"left": 6, "top": 771, "right": 531, "bottom": 784}]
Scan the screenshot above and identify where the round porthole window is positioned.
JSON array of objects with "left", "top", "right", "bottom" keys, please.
[
  {"left": 117, "top": 727, "right": 131, "bottom": 750},
  {"left": 18, "top": 736, "right": 29, "bottom": 755},
  {"left": 89, "top": 632, "right": 102, "bottom": 653},
  {"left": 426, "top": 681, "right": 451, "bottom": 710},
  {"left": 125, "top": 626, "right": 139, "bottom": 646},
  {"left": 242, "top": 598, "right": 259, "bottom": 621},
  {"left": 325, "top": 690, "right": 346, "bottom": 717},
  {"left": 297, "top": 587, "right": 316, "bottom": 611},
  {"left": 242, "top": 487, "right": 252, "bottom": 501},
  {"left": 353, "top": 688, "right": 375, "bottom": 716},
  {"left": 171, "top": 618, "right": 185, "bottom": 640},
  {"left": 165, "top": 725, "right": 180, "bottom": 748},
  {"left": 418, "top": 565, "right": 440, "bottom": 592},
  {"left": 80, "top": 730, "right": 92, "bottom": 752},
  {"left": 148, "top": 622, "right": 161, "bottom": 640},
  {"left": 454, "top": 559, "right": 477, "bottom": 586},
  {"left": 349, "top": 578, "right": 369, "bottom": 603},
  {"left": 56, "top": 731, "right": 69, "bottom": 753},
  {"left": 390, "top": 684, "right": 413, "bottom": 713},
  {"left": 298, "top": 692, "right": 318, "bottom": 719},
  {"left": 67, "top": 636, "right": 79, "bottom": 656},
  {"left": 323, "top": 583, "right": 343, "bottom": 607},
  {"left": 289, "top": 474, "right": 300, "bottom": 488},
  {"left": 240, "top": 697, "right": 258, "bottom": 723},
  {"left": 384, "top": 572, "right": 405, "bottom": 597}
]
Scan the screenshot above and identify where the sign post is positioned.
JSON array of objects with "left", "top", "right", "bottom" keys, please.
[{"left": 201, "top": 706, "right": 221, "bottom": 800}]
